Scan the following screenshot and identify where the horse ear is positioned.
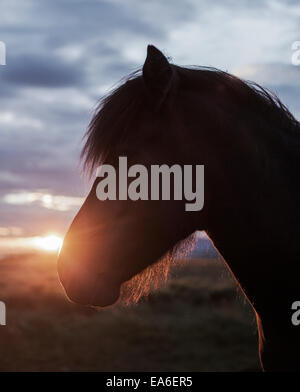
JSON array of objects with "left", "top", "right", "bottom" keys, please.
[{"left": 142, "top": 45, "right": 174, "bottom": 110}]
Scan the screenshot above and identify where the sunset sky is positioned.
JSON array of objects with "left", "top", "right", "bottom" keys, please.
[{"left": 0, "top": 0, "right": 300, "bottom": 254}]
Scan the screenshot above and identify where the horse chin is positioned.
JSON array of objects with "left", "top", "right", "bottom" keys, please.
[
  {"left": 62, "top": 272, "right": 121, "bottom": 308},
  {"left": 89, "top": 281, "right": 121, "bottom": 307}
]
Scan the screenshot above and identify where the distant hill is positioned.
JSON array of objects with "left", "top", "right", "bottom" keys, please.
[{"left": 190, "top": 238, "right": 221, "bottom": 259}]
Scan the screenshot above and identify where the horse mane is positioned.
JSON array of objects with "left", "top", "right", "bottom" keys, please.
[
  {"left": 119, "top": 232, "right": 197, "bottom": 305},
  {"left": 81, "top": 64, "right": 300, "bottom": 175},
  {"left": 81, "top": 69, "right": 145, "bottom": 175},
  {"left": 80, "top": 64, "right": 300, "bottom": 304}
]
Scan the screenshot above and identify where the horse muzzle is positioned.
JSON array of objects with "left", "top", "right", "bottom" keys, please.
[{"left": 58, "top": 254, "right": 121, "bottom": 307}]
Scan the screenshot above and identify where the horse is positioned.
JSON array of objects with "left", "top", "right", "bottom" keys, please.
[{"left": 58, "top": 45, "right": 300, "bottom": 371}]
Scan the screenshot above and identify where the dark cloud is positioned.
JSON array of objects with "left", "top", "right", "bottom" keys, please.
[
  {"left": 1, "top": 53, "right": 84, "bottom": 87},
  {"left": 0, "top": 79, "right": 18, "bottom": 98}
]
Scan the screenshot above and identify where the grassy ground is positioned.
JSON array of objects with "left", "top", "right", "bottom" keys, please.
[{"left": 0, "top": 253, "right": 260, "bottom": 371}]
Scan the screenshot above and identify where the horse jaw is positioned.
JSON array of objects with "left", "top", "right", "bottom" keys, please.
[
  {"left": 89, "top": 275, "right": 121, "bottom": 307},
  {"left": 58, "top": 250, "right": 122, "bottom": 307}
]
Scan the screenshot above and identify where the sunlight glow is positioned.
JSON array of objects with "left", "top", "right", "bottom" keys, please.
[{"left": 31, "top": 234, "right": 63, "bottom": 252}]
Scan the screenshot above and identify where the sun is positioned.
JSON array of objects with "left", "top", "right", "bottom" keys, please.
[{"left": 32, "top": 234, "right": 63, "bottom": 252}]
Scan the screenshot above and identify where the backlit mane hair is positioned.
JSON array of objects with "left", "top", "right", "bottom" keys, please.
[
  {"left": 81, "top": 70, "right": 145, "bottom": 175},
  {"left": 81, "top": 64, "right": 300, "bottom": 304},
  {"left": 119, "top": 232, "right": 197, "bottom": 305},
  {"left": 82, "top": 65, "right": 299, "bottom": 175}
]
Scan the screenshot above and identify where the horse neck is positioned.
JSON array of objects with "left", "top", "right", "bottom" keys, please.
[{"left": 203, "top": 130, "right": 300, "bottom": 318}]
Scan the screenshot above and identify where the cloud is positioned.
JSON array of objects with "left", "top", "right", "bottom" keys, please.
[
  {"left": 232, "top": 62, "right": 300, "bottom": 119},
  {"left": 233, "top": 63, "right": 300, "bottom": 88},
  {"left": 3, "top": 191, "right": 84, "bottom": 211},
  {"left": 1, "top": 53, "right": 85, "bottom": 87},
  {"left": 0, "top": 226, "right": 23, "bottom": 236}
]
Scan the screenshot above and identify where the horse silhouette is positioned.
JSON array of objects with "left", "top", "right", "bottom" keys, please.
[{"left": 58, "top": 45, "right": 300, "bottom": 371}]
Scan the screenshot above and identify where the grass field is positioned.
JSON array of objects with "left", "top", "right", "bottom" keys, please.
[{"left": 0, "top": 253, "right": 260, "bottom": 371}]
